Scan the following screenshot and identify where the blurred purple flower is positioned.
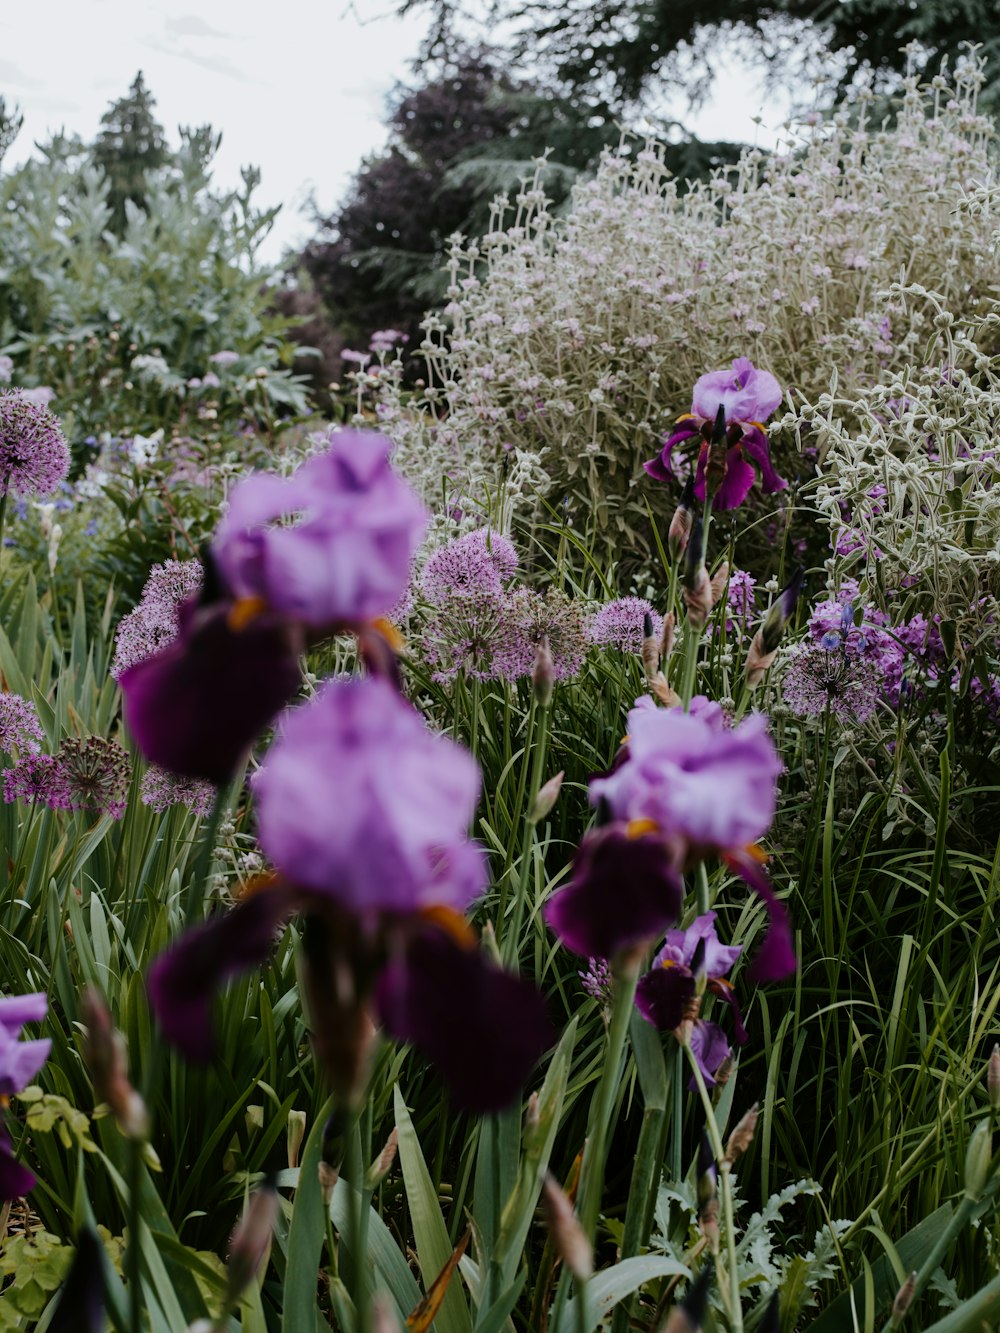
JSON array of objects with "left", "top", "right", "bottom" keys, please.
[
  {"left": 213, "top": 430, "right": 427, "bottom": 629},
  {"left": 421, "top": 527, "right": 518, "bottom": 602},
  {"left": 0, "top": 693, "right": 44, "bottom": 756},
  {"left": 53, "top": 737, "right": 131, "bottom": 819},
  {"left": 2, "top": 754, "right": 69, "bottom": 808},
  {"left": 140, "top": 765, "right": 215, "bottom": 818},
  {"left": 111, "top": 559, "right": 204, "bottom": 680},
  {"left": 589, "top": 597, "right": 663, "bottom": 653},
  {"left": 0, "top": 391, "right": 70, "bottom": 498},
  {"left": 0, "top": 356, "right": 12, "bottom": 384},
  {"left": 644, "top": 357, "right": 786, "bottom": 510},
  {"left": 0, "top": 992, "right": 50, "bottom": 1201},
  {"left": 492, "top": 587, "right": 588, "bottom": 682}
]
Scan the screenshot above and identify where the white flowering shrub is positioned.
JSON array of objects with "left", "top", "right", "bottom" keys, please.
[{"left": 381, "top": 58, "right": 994, "bottom": 541}]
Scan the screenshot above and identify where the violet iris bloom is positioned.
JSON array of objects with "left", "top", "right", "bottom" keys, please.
[
  {"left": 635, "top": 913, "right": 746, "bottom": 1086},
  {"left": 585, "top": 696, "right": 794, "bottom": 981},
  {"left": 644, "top": 358, "right": 786, "bottom": 510},
  {"left": 0, "top": 992, "right": 50, "bottom": 1201},
  {"left": 213, "top": 430, "right": 427, "bottom": 628},
  {"left": 147, "top": 678, "right": 552, "bottom": 1111}
]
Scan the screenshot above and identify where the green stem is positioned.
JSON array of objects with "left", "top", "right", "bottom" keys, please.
[
  {"left": 184, "top": 784, "right": 227, "bottom": 925},
  {"left": 577, "top": 959, "right": 639, "bottom": 1239},
  {"left": 127, "top": 1133, "right": 143, "bottom": 1333},
  {"left": 501, "top": 700, "right": 550, "bottom": 965}
]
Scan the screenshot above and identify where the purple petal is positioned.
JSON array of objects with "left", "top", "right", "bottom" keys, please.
[
  {"left": 121, "top": 600, "right": 301, "bottom": 784},
  {"left": 544, "top": 826, "right": 683, "bottom": 959},
  {"left": 643, "top": 425, "right": 699, "bottom": 485},
  {"left": 709, "top": 447, "right": 757, "bottom": 511},
  {"left": 740, "top": 427, "right": 788, "bottom": 495},
  {"left": 0, "top": 1124, "right": 35, "bottom": 1201},
  {"left": 375, "top": 927, "right": 553, "bottom": 1112},
  {"left": 708, "top": 977, "right": 748, "bottom": 1044},
  {"left": 689, "top": 1020, "right": 731, "bottom": 1087},
  {"left": 635, "top": 963, "right": 695, "bottom": 1031},
  {"left": 147, "top": 885, "right": 294, "bottom": 1062},
  {"left": 0, "top": 1030, "right": 50, "bottom": 1097},
  {"left": 654, "top": 912, "right": 742, "bottom": 979},
  {"left": 728, "top": 851, "right": 796, "bottom": 982},
  {"left": 0, "top": 993, "right": 47, "bottom": 1032}
]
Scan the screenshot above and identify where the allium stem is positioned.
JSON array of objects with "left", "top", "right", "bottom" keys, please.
[
  {"left": 500, "top": 697, "right": 550, "bottom": 965},
  {"left": 576, "top": 955, "right": 639, "bottom": 1239},
  {"left": 185, "top": 783, "right": 227, "bottom": 924},
  {"left": 684, "top": 1041, "right": 743, "bottom": 1333}
]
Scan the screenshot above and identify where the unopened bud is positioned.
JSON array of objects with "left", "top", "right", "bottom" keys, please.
[
  {"left": 525, "top": 1091, "right": 541, "bottom": 1136},
  {"left": 81, "top": 987, "right": 149, "bottom": 1141},
  {"left": 759, "top": 568, "right": 805, "bottom": 655},
  {"left": 365, "top": 1128, "right": 399, "bottom": 1189},
  {"left": 372, "top": 1294, "right": 403, "bottom": 1332},
  {"left": 661, "top": 612, "right": 675, "bottom": 661},
  {"left": 318, "top": 1160, "right": 339, "bottom": 1205},
  {"left": 704, "top": 406, "right": 730, "bottom": 499},
  {"left": 287, "top": 1110, "right": 307, "bottom": 1169},
  {"left": 744, "top": 628, "right": 778, "bottom": 690},
  {"left": 533, "top": 636, "right": 554, "bottom": 706},
  {"left": 725, "top": 1103, "right": 759, "bottom": 1164},
  {"left": 530, "top": 771, "right": 564, "bottom": 824},
  {"left": 965, "top": 1119, "right": 993, "bottom": 1198},
  {"left": 696, "top": 1133, "right": 718, "bottom": 1246},
  {"left": 709, "top": 561, "right": 729, "bottom": 608},
  {"left": 988, "top": 1044, "right": 1000, "bottom": 1110},
  {"left": 890, "top": 1271, "right": 917, "bottom": 1327},
  {"left": 642, "top": 613, "right": 661, "bottom": 680},
  {"left": 650, "top": 673, "right": 681, "bottom": 708},
  {"left": 660, "top": 1263, "right": 712, "bottom": 1333},
  {"left": 541, "top": 1171, "right": 592, "bottom": 1279},
  {"left": 226, "top": 1183, "right": 278, "bottom": 1302},
  {"left": 667, "top": 479, "right": 695, "bottom": 562}
]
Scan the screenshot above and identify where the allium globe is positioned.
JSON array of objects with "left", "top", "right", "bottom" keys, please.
[{"left": 0, "top": 391, "right": 70, "bottom": 499}]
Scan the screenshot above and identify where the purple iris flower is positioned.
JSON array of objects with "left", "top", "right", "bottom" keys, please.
[
  {"left": 213, "top": 430, "right": 427, "bottom": 628},
  {"left": 635, "top": 913, "right": 746, "bottom": 1085},
  {"left": 585, "top": 696, "right": 794, "bottom": 982},
  {"left": 147, "top": 678, "right": 552, "bottom": 1112},
  {"left": 644, "top": 357, "right": 786, "bottom": 510},
  {"left": 0, "top": 992, "right": 50, "bottom": 1201}
]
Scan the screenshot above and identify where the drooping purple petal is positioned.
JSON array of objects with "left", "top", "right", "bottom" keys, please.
[
  {"left": 121, "top": 600, "right": 301, "bottom": 784},
  {"left": 740, "top": 426, "right": 788, "bottom": 495},
  {"left": 375, "top": 927, "right": 553, "bottom": 1112},
  {"left": 708, "top": 978, "right": 748, "bottom": 1045},
  {"left": 689, "top": 1020, "right": 732, "bottom": 1086},
  {"left": 694, "top": 446, "right": 757, "bottom": 510},
  {"left": 147, "top": 884, "right": 294, "bottom": 1062},
  {"left": 0, "top": 1124, "right": 35, "bottom": 1200},
  {"left": 727, "top": 850, "right": 796, "bottom": 982},
  {"left": 0, "top": 992, "right": 47, "bottom": 1031},
  {"left": 643, "top": 424, "right": 700, "bottom": 484},
  {"left": 634, "top": 963, "right": 695, "bottom": 1031},
  {"left": 544, "top": 825, "right": 683, "bottom": 959},
  {"left": 0, "top": 1028, "right": 50, "bottom": 1097}
]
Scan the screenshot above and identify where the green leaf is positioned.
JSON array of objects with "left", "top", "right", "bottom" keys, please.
[
  {"left": 281, "top": 1096, "right": 334, "bottom": 1333},
  {"left": 921, "top": 1273, "right": 1000, "bottom": 1332},
  {"left": 556, "top": 1256, "right": 689, "bottom": 1333}
]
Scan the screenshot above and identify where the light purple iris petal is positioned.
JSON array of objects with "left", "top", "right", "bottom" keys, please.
[
  {"left": 213, "top": 430, "right": 427, "bottom": 627},
  {"left": 0, "top": 1028, "right": 50, "bottom": 1097},
  {"left": 591, "top": 703, "right": 781, "bottom": 853},
  {"left": 0, "top": 993, "right": 47, "bottom": 1032},
  {"left": 255, "top": 676, "right": 485, "bottom": 915},
  {"left": 689, "top": 1020, "right": 732, "bottom": 1086},
  {"left": 691, "top": 358, "right": 782, "bottom": 425},
  {"left": 653, "top": 912, "right": 742, "bottom": 980}
]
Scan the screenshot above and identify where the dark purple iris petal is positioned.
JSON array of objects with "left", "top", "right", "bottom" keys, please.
[
  {"left": 375, "top": 928, "right": 553, "bottom": 1112},
  {"left": 694, "top": 445, "right": 757, "bottom": 510},
  {"left": 635, "top": 963, "right": 695, "bottom": 1031},
  {"left": 0, "top": 1123, "right": 35, "bottom": 1200},
  {"left": 740, "top": 426, "right": 788, "bottom": 495},
  {"left": 544, "top": 826, "right": 683, "bottom": 959},
  {"left": 643, "top": 424, "right": 699, "bottom": 484},
  {"left": 708, "top": 978, "right": 748, "bottom": 1044},
  {"left": 50, "top": 1226, "right": 105, "bottom": 1333},
  {"left": 147, "top": 885, "right": 294, "bottom": 1062},
  {"left": 690, "top": 1020, "right": 731, "bottom": 1086},
  {"left": 121, "top": 600, "right": 301, "bottom": 784},
  {"left": 728, "top": 850, "right": 796, "bottom": 983}
]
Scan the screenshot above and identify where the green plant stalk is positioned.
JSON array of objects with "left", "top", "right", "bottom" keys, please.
[
  {"left": 184, "top": 784, "right": 227, "bottom": 925},
  {"left": 127, "top": 1133, "right": 142, "bottom": 1333},
  {"left": 346, "top": 1112, "right": 370, "bottom": 1332},
  {"left": 501, "top": 699, "right": 550, "bottom": 966},
  {"left": 685, "top": 1041, "right": 742, "bottom": 1333},
  {"left": 678, "top": 620, "right": 702, "bottom": 708},
  {"left": 577, "top": 958, "right": 640, "bottom": 1239}
]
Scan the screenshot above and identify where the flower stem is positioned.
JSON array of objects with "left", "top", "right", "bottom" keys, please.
[
  {"left": 500, "top": 699, "right": 550, "bottom": 966},
  {"left": 128, "top": 1133, "right": 143, "bottom": 1333},
  {"left": 185, "top": 783, "right": 226, "bottom": 924}
]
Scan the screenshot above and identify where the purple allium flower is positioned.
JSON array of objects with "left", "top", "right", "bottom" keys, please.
[
  {"left": 0, "top": 991, "right": 50, "bottom": 1201},
  {"left": 209, "top": 350, "right": 240, "bottom": 366},
  {"left": 782, "top": 642, "right": 885, "bottom": 723},
  {"left": 421, "top": 528, "right": 518, "bottom": 602},
  {"left": 16, "top": 387, "right": 54, "bottom": 409},
  {"left": 121, "top": 599, "right": 302, "bottom": 784},
  {"left": 643, "top": 357, "right": 786, "bottom": 510},
  {"left": 421, "top": 589, "right": 518, "bottom": 681},
  {"left": 212, "top": 430, "right": 427, "bottom": 629},
  {"left": 140, "top": 765, "right": 215, "bottom": 818},
  {"left": 0, "top": 693, "right": 44, "bottom": 756},
  {"left": 0, "top": 391, "right": 70, "bottom": 499},
  {"left": 492, "top": 588, "right": 589, "bottom": 682},
  {"left": 545, "top": 825, "right": 684, "bottom": 959},
  {"left": 2, "top": 754, "right": 68, "bottom": 808},
  {"left": 589, "top": 597, "right": 663, "bottom": 653},
  {"left": 52, "top": 737, "right": 131, "bottom": 819},
  {"left": 255, "top": 676, "right": 485, "bottom": 915},
  {"left": 111, "top": 559, "right": 204, "bottom": 679},
  {"left": 591, "top": 696, "right": 781, "bottom": 855}
]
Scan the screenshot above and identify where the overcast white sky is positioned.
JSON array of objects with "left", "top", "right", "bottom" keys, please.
[{"left": 0, "top": 0, "right": 790, "bottom": 265}]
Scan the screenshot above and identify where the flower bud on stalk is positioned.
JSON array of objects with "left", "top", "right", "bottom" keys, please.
[
  {"left": 890, "top": 1272, "right": 917, "bottom": 1327},
  {"left": 709, "top": 561, "right": 730, "bottom": 609},
  {"left": 81, "top": 988, "right": 149, "bottom": 1141},
  {"left": 668, "top": 478, "right": 696, "bottom": 563},
  {"left": 988, "top": 1044, "right": 1000, "bottom": 1111},
  {"left": 683, "top": 518, "right": 712, "bottom": 627},
  {"left": 225, "top": 1183, "right": 278, "bottom": 1306},
  {"left": 529, "top": 771, "right": 564, "bottom": 824},
  {"left": 703, "top": 404, "right": 729, "bottom": 500},
  {"left": 964, "top": 1119, "right": 993, "bottom": 1199},
  {"left": 365, "top": 1128, "right": 399, "bottom": 1190},
  {"left": 642, "top": 612, "right": 661, "bottom": 681},
  {"left": 533, "top": 635, "right": 554, "bottom": 707},
  {"left": 541, "top": 1171, "right": 593, "bottom": 1280},
  {"left": 287, "top": 1110, "right": 307, "bottom": 1169},
  {"left": 661, "top": 612, "right": 675, "bottom": 662},
  {"left": 725, "top": 1103, "right": 759, "bottom": 1164},
  {"left": 744, "top": 568, "right": 804, "bottom": 690},
  {"left": 696, "top": 1133, "right": 719, "bottom": 1248}
]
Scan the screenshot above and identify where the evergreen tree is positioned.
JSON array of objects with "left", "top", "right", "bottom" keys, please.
[{"left": 92, "top": 71, "right": 169, "bottom": 234}]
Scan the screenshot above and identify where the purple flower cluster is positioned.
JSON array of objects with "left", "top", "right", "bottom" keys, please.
[
  {"left": 111, "top": 559, "right": 204, "bottom": 680},
  {"left": 0, "top": 693, "right": 44, "bottom": 756},
  {"left": 644, "top": 358, "right": 786, "bottom": 510},
  {"left": 492, "top": 588, "right": 589, "bottom": 681},
  {"left": 3, "top": 737, "right": 131, "bottom": 819},
  {"left": 726, "top": 570, "right": 757, "bottom": 634},
  {"left": 140, "top": 765, "right": 215, "bottom": 818},
  {"left": 421, "top": 528, "right": 518, "bottom": 602},
  {"left": 588, "top": 597, "right": 663, "bottom": 654},
  {"left": 0, "top": 391, "right": 70, "bottom": 498},
  {"left": 0, "top": 993, "right": 50, "bottom": 1200}
]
